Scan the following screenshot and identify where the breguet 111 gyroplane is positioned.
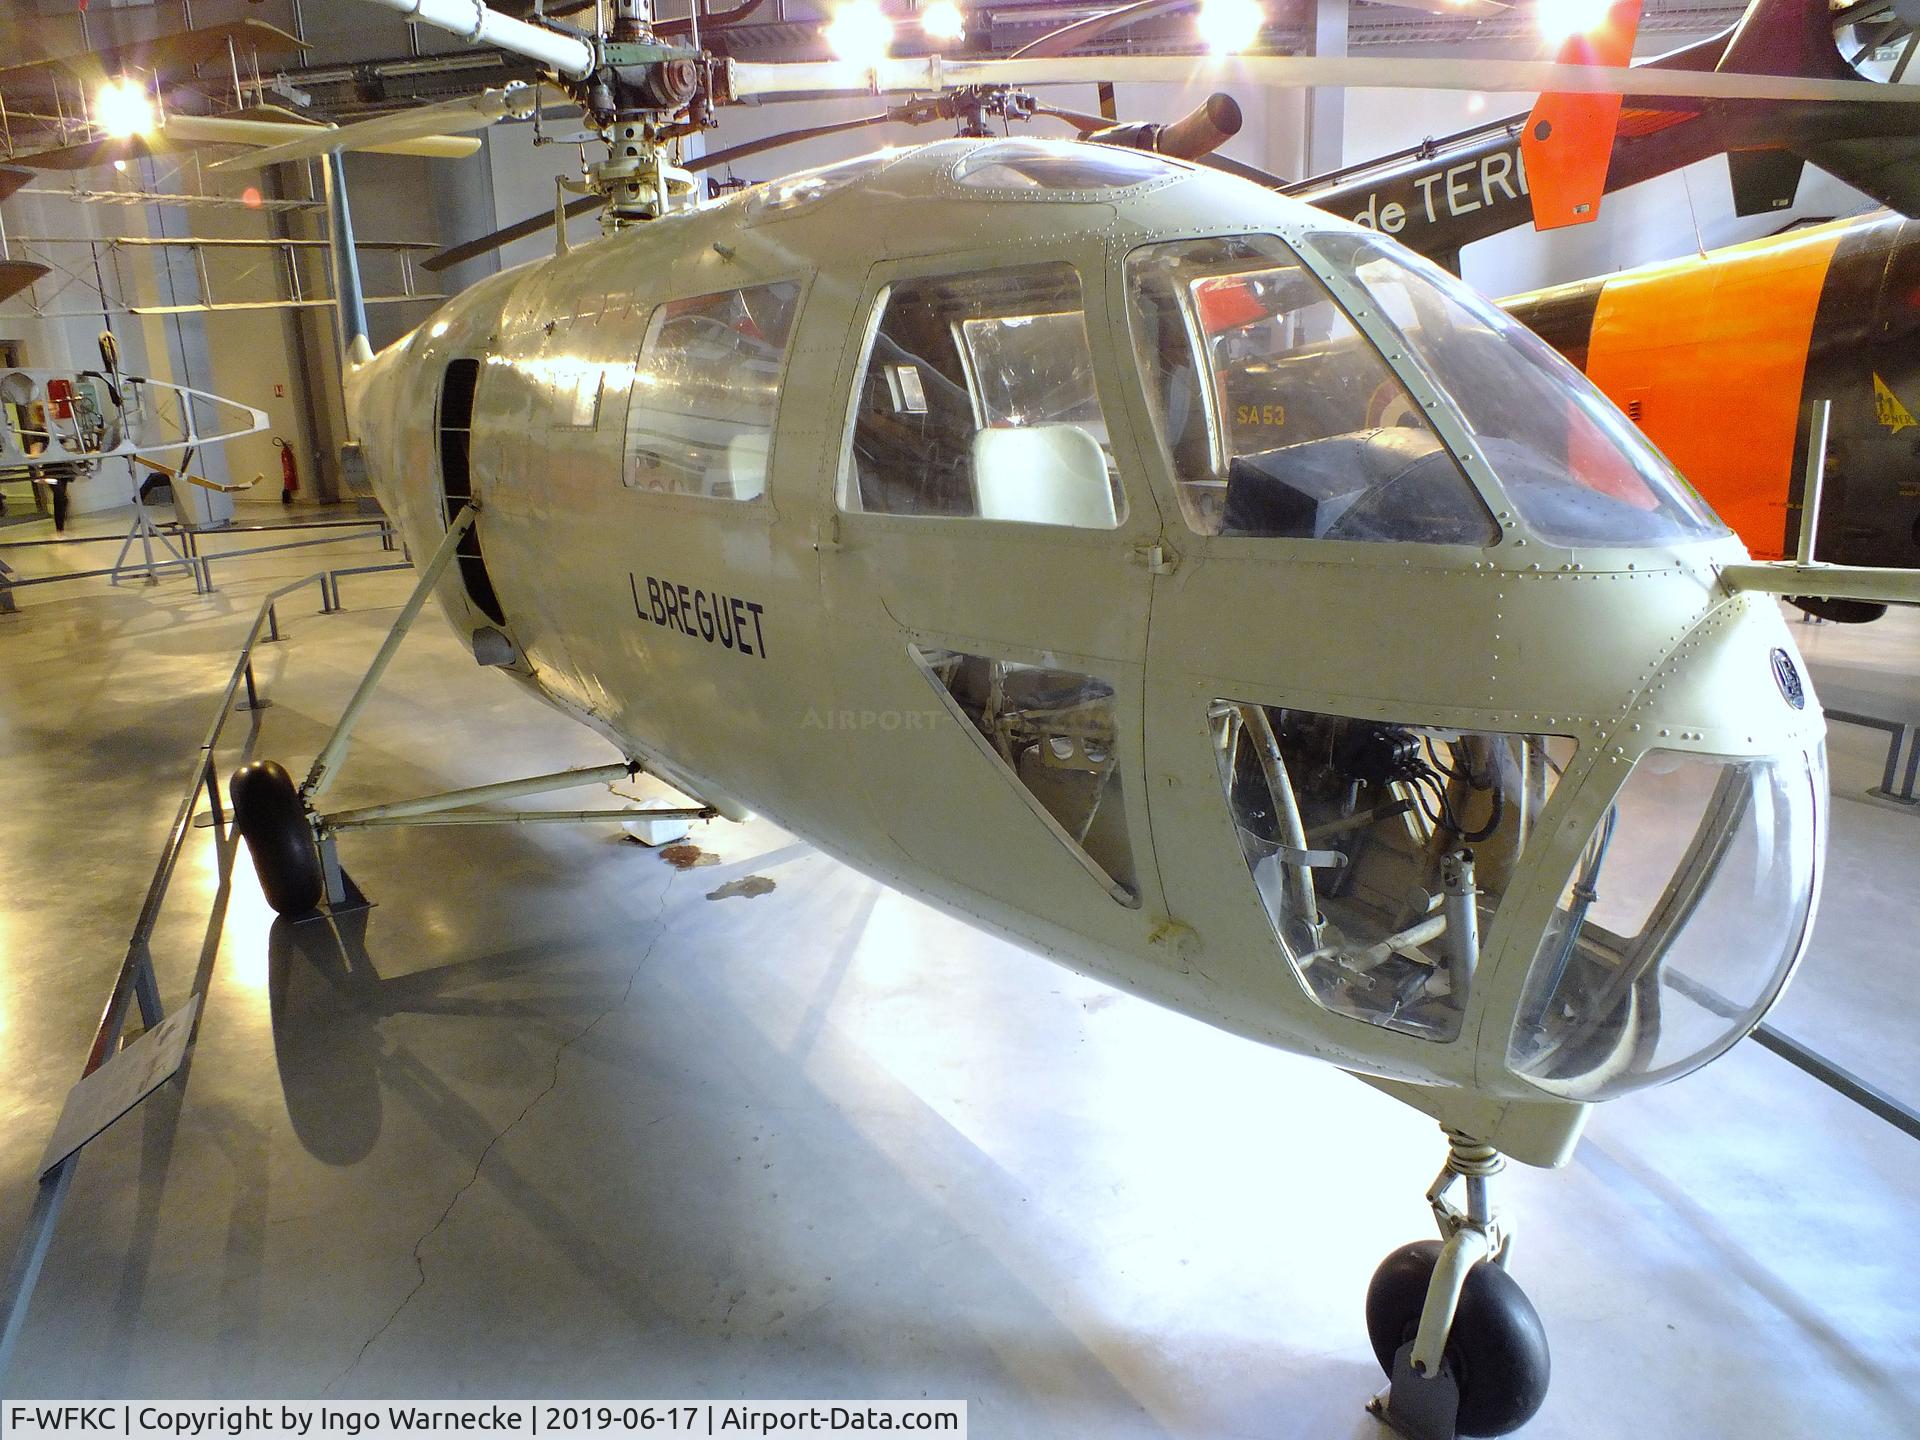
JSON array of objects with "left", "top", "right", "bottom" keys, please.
[{"left": 188, "top": 0, "right": 1920, "bottom": 1433}]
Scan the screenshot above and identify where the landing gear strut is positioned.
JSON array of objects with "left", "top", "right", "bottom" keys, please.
[
  {"left": 225, "top": 504, "right": 717, "bottom": 919},
  {"left": 1366, "top": 1129, "right": 1550, "bottom": 1438}
]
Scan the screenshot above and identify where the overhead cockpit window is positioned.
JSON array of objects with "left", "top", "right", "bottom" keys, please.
[
  {"left": 623, "top": 280, "right": 800, "bottom": 501},
  {"left": 1126, "top": 235, "right": 1499, "bottom": 544},
  {"left": 745, "top": 149, "right": 903, "bottom": 221},
  {"left": 843, "top": 262, "right": 1126, "bottom": 528},
  {"left": 953, "top": 139, "right": 1182, "bottom": 192},
  {"left": 1324, "top": 233, "right": 1727, "bottom": 548}
]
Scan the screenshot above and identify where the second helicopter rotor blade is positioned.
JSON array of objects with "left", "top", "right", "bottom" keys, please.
[
  {"left": 423, "top": 195, "right": 601, "bottom": 273},
  {"left": 686, "top": 112, "right": 901, "bottom": 173},
  {"left": 1012, "top": 0, "right": 1197, "bottom": 59}
]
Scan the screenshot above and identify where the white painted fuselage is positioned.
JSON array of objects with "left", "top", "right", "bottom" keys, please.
[{"left": 348, "top": 140, "right": 1826, "bottom": 1165}]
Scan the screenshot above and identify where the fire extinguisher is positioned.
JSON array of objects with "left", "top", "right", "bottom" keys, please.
[{"left": 274, "top": 437, "right": 299, "bottom": 505}]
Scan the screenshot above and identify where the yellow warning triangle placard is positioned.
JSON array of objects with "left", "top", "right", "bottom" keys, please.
[{"left": 1873, "top": 372, "right": 1916, "bottom": 435}]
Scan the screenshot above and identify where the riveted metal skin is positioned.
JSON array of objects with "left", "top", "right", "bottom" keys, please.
[{"left": 348, "top": 142, "right": 1826, "bottom": 1167}]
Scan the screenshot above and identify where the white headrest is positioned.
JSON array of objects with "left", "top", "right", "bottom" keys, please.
[
  {"left": 725, "top": 430, "right": 770, "bottom": 501},
  {"left": 970, "top": 423, "right": 1117, "bottom": 529}
]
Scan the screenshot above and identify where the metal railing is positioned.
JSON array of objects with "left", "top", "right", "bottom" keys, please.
[
  {"left": 0, "top": 515, "right": 403, "bottom": 603},
  {"left": 0, "top": 569, "right": 331, "bottom": 1381}
]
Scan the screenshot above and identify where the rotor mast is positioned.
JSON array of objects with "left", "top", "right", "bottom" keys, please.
[{"left": 363, "top": 0, "right": 706, "bottom": 223}]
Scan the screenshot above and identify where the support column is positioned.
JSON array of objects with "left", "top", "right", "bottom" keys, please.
[{"left": 1305, "top": 0, "right": 1349, "bottom": 178}]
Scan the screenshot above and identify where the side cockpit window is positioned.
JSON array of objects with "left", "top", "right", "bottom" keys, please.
[
  {"left": 843, "top": 261, "right": 1125, "bottom": 529},
  {"left": 1126, "top": 235, "right": 1497, "bottom": 546},
  {"left": 624, "top": 280, "right": 800, "bottom": 500}
]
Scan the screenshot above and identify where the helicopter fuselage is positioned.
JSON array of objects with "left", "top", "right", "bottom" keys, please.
[{"left": 348, "top": 140, "right": 1827, "bottom": 1166}]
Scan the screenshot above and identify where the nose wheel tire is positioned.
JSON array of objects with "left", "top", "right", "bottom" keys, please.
[
  {"left": 1366, "top": 1240, "right": 1551, "bottom": 1437},
  {"left": 230, "top": 760, "right": 324, "bottom": 917}
]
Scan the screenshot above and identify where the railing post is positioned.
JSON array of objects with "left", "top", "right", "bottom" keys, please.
[
  {"left": 202, "top": 758, "right": 227, "bottom": 841},
  {"left": 240, "top": 659, "right": 266, "bottom": 713}
]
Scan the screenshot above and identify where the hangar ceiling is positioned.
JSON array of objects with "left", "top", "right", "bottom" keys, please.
[{"left": 4, "top": 0, "right": 1759, "bottom": 124}]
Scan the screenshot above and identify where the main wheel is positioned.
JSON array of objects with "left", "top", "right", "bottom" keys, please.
[
  {"left": 231, "top": 760, "right": 323, "bottom": 916},
  {"left": 1366, "top": 1240, "right": 1550, "bottom": 1437}
]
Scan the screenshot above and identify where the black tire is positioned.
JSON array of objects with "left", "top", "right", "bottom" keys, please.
[
  {"left": 1366, "top": 1240, "right": 1551, "bottom": 1437},
  {"left": 231, "top": 760, "right": 323, "bottom": 916}
]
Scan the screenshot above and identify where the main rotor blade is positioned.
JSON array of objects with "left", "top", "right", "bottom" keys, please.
[
  {"left": 209, "top": 83, "right": 547, "bottom": 171},
  {"left": 1032, "top": 103, "right": 1117, "bottom": 132},
  {"left": 728, "top": 53, "right": 1920, "bottom": 106},
  {"left": 1196, "top": 151, "right": 1287, "bottom": 186},
  {"left": 1362, "top": 0, "right": 1509, "bottom": 16},
  {"left": 1012, "top": 0, "right": 1196, "bottom": 60},
  {"left": 168, "top": 113, "right": 482, "bottom": 160},
  {"left": 422, "top": 194, "right": 601, "bottom": 273},
  {"left": 687, "top": 112, "right": 901, "bottom": 173}
]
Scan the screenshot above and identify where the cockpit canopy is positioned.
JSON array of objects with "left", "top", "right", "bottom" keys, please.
[{"left": 1126, "top": 229, "right": 1726, "bottom": 549}]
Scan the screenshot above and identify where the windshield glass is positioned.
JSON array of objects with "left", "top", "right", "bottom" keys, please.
[
  {"left": 1318, "top": 232, "right": 1726, "bottom": 548},
  {"left": 1510, "top": 746, "right": 1821, "bottom": 1099},
  {"left": 1126, "top": 235, "right": 1498, "bottom": 545},
  {"left": 1212, "top": 701, "right": 1575, "bottom": 1043}
]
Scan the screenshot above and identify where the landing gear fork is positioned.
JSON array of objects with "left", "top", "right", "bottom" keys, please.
[{"left": 1365, "top": 1128, "right": 1550, "bottom": 1439}]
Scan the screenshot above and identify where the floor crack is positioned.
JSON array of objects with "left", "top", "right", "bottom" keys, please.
[{"left": 325, "top": 871, "right": 678, "bottom": 1392}]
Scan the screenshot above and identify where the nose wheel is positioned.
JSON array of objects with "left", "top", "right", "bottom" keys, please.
[{"left": 1366, "top": 1130, "right": 1550, "bottom": 1438}]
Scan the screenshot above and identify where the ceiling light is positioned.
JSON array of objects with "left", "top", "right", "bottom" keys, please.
[
  {"left": 1196, "top": 0, "right": 1264, "bottom": 56},
  {"left": 95, "top": 77, "right": 156, "bottom": 140},
  {"left": 826, "top": 0, "right": 895, "bottom": 68},
  {"left": 1535, "top": 0, "right": 1613, "bottom": 46},
  {"left": 921, "top": 0, "right": 966, "bottom": 43}
]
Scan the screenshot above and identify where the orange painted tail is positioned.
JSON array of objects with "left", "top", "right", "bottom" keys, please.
[{"left": 1521, "top": 0, "right": 1644, "bottom": 230}]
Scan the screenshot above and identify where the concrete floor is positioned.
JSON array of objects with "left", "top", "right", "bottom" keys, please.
[{"left": 2, "top": 506, "right": 1918, "bottom": 1436}]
